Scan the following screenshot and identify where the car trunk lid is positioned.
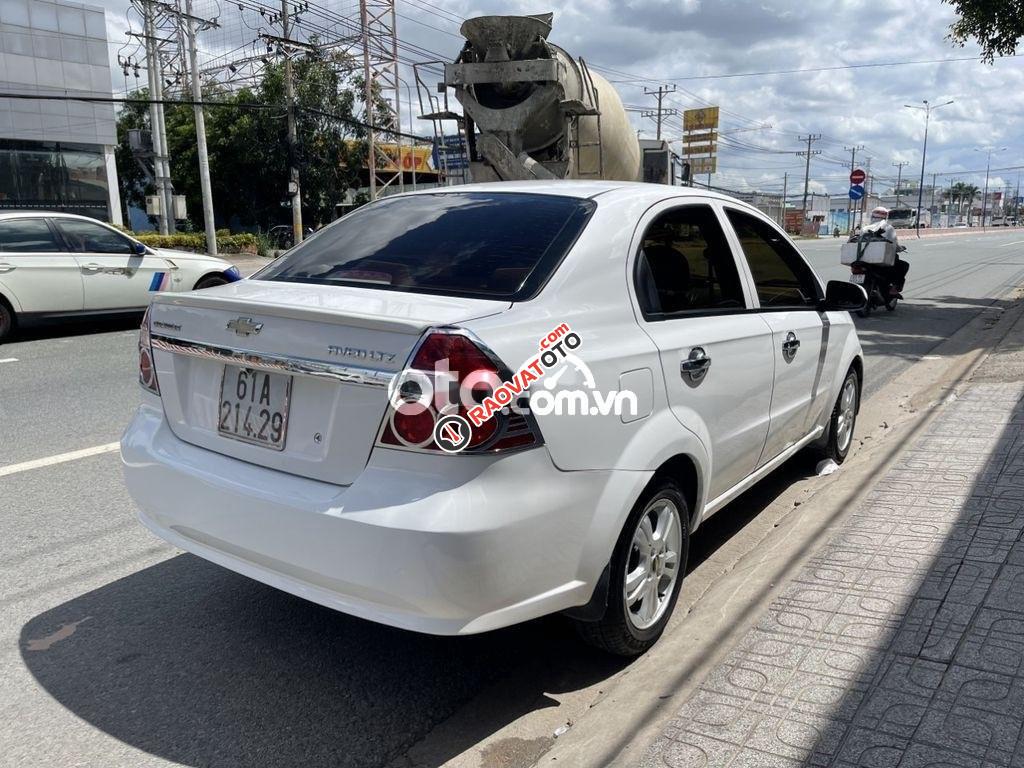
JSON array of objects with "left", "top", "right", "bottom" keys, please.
[{"left": 148, "top": 280, "right": 510, "bottom": 485}]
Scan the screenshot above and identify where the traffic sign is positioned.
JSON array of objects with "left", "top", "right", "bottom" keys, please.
[
  {"left": 849, "top": 184, "right": 865, "bottom": 201},
  {"left": 850, "top": 168, "right": 866, "bottom": 185}
]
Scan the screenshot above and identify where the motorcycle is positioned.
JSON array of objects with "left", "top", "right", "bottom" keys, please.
[{"left": 848, "top": 244, "right": 906, "bottom": 317}]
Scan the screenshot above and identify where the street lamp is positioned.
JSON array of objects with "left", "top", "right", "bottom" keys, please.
[
  {"left": 974, "top": 146, "right": 1007, "bottom": 229},
  {"left": 904, "top": 99, "right": 954, "bottom": 237}
]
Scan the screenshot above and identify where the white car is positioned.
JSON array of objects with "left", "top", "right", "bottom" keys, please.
[
  {"left": 121, "top": 182, "right": 866, "bottom": 655},
  {"left": 0, "top": 212, "right": 241, "bottom": 341}
]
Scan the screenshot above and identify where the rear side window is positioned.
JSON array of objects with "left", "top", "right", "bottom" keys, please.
[
  {"left": 0, "top": 219, "right": 61, "bottom": 253},
  {"left": 635, "top": 204, "right": 746, "bottom": 317},
  {"left": 726, "top": 209, "right": 821, "bottom": 308},
  {"left": 258, "top": 192, "right": 596, "bottom": 300},
  {"left": 55, "top": 218, "right": 134, "bottom": 254}
]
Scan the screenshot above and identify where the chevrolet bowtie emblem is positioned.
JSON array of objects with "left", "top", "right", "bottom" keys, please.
[{"left": 226, "top": 317, "right": 263, "bottom": 336}]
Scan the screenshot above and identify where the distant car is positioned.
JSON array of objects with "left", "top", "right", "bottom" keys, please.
[
  {"left": 0, "top": 212, "right": 240, "bottom": 341},
  {"left": 122, "top": 182, "right": 866, "bottom": 656}
]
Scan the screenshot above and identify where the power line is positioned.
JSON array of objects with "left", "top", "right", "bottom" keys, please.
[{"left": 603, "top": 53, "right": 1024, "bottom": 83}]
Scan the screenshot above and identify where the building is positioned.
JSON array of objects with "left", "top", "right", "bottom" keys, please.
[{"left": 0, "top": 0, "right": 121, "bottom": 223}]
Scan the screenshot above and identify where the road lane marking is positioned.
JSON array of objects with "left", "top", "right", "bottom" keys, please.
[
  {"left": 0, "top": 358, "right": 17, "bottom": 363},
  {"left": 998, "top": 240, "right": 1024, "bottom": 247},
  {"left": 0, "top": 442, "right": 120, "bottom": 478}
]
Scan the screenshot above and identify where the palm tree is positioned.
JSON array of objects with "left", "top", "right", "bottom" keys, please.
[{"left": 963, "top": 184, "right": 980, "bottom": 224}]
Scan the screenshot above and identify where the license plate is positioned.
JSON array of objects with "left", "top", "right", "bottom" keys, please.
[
  {"left": 850, "top": 273, "right": 865, "bottom": 284},
  {"left": 217, "top": 366, "right": 292, "bottom": 450}
]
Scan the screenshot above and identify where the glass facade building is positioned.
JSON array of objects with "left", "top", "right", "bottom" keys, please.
[{"left": 0, "top": 0, "right": 121, "bottom": 223}]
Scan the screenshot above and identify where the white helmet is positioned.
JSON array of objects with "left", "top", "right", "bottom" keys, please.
[{"left": 870, "top": 206, "right": 889, "bottom": 223}]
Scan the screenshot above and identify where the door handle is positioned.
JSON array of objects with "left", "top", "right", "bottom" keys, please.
[
  {"left": 0, "top": 263, "right": 15, "bottom": 273},
  {"left": 80, "top": 263, "right": 103, "bottom": 273},
  {"left": 680, "top": 347, "right": 711, "bottom": 383},
  {"left": 782, "top": 331, "right": 800, "bottom": 359}
]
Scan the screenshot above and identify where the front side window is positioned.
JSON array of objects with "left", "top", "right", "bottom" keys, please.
[
  {"left": 56, "top": 218, "right": 134, "bottom": 254},
  {"left": 726, "top": 209, "right": 821, "bottom": 308},
  {"left": 635, "top": 204, "right": 746, "bottom": 317},
  {"left": 258, "top": 192, "right": 596, "bottom": 300},
  {"left": 0, "top": 219, "right": 62, "bottom": 253}
]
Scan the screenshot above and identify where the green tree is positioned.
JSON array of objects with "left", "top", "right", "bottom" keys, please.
[
  {"left": 945, "top": 0, "right": 1024, "bottom": 62},
  {"left": 113, "top": 89, "right": 156, "bottom": 224},
  {"left": 114, "top": 46, "right": 374, "bottom": 232}
]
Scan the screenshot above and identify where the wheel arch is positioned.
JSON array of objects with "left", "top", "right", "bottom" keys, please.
[
  {"left": 192, "top": 269, "right": 234, "bottom": 290},
  {"left": 0, "top": 285, "right": 23, "bottom": 314},
  {"left": 849, "top": 355, "right": 864, "bottom": 413},
  {"left": 651, "top": 453, "right": 702, "bottom": 529}
]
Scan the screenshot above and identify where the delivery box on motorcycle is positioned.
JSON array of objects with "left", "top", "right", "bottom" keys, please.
[{"left": 841, "top": 221, "right": 898, "bottom": 266}]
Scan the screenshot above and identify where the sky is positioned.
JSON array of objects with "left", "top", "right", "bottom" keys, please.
[{"left": 100, "top": 0, "right": 1024, "bottom": 199}]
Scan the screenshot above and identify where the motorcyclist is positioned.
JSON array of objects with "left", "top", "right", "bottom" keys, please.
[{"left": 858, "top": 207, "right": 909, "bottom": 297}]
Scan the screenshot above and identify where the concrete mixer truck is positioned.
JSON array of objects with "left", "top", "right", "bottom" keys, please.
[{"left": 440, "top": 13, "right": 673, "bottom": 184}]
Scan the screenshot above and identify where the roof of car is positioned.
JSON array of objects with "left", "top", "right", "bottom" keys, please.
[
  {"left": 0, "top": 211, "right": 110, "bottom": 222},
  {"left": 395, "top": 179, "right": 763, "bottom": 212}
]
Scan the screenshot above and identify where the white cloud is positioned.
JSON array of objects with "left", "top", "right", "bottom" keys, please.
[{"left": 98, "top": 0, "right": 1024, "bottom": 196}]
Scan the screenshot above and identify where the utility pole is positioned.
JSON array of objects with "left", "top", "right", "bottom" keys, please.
[
  {"left": 797, "top": 133, "right": 822, "bottom": 220},
  {"left": 975, "top": 146, "right": 1007, "bottom": 229},
  {"left": 642, "top": 85, "right": 677, "bottom": 141},
  {"left": 892, "top": 161, "right": 909, "bottom": 206},
  {"left": 845, "top": 144, "right": 864, "bottom": 233},
  {"left": 139, "top": 1, "right": 174, "bottom": 234},
  {"left": 361, "top": 0, "right": 403, "bottom": 201},
  {"left": 1015, "top": 174, "right": 1021, "bottom": 225},
  {"left": 182, "top": 0, "right": 218, "bottom": 255},
  {"left": 860, "top": 156, "right": 872, "bottom": 229},
  {"left": 282, "top": 0, "right": 303, "bottom": 245},
  {"left": 781, "top": 172, "right": 788, "bottom": 226},
  {"left": 929, "top": 172, "right": 937, "bottom": 222}
]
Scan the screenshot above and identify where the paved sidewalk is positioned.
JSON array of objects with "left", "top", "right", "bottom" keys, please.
[{"left": 642, "top": 316, "right": 1024, "bottom": 767}]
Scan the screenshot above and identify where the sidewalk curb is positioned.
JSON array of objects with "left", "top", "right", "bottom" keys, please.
[{"left": 534, "top": 290, "right": 1024, "bottom": 767}]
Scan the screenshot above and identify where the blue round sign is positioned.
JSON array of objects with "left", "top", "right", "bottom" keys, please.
[{"left": 849, "top": 184, "right": 865, "bottom": 201}]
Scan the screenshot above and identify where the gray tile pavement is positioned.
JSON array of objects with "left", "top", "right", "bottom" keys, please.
[{"left": 642, "top": 335, "right": 1024, "bottom": 767}]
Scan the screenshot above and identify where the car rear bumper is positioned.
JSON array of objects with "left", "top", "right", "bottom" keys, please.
[{"left": 121, "top": 403, "right": 649, "bottom": 635}]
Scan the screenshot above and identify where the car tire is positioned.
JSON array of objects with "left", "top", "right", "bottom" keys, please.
[
  {"left": 0, "top": 299, "right": 15, "bottom": 342},
  {"left": 575, "top": 478, "right": 690, "bottom": 656},
  {"left": 194, "top": 274, "right": 229, "bottom": 290},
  {"left": 814, "top": 368, "right": 859, "bottom": 465}
]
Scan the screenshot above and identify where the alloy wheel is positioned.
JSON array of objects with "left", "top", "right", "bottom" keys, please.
[
  {"left": 835, "top": 377, "right": 857, "bottom": 453},
  {"left": 623, "top": 497, "right": 683, "bottom": 631}
]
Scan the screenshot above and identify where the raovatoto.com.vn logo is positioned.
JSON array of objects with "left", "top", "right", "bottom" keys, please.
[{"left": 386, "top": 323, "right": 638, "bottom": 453}]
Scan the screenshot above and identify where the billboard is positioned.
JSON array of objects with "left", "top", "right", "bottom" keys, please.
[
  {"left": 683, "top": 107, "right": 720, "bottom": 132},
  {"left": 689, "top": 156, "right": 717, "bottom": 175},
  {"left": 365, "top": 144, "right": 435, "bottom": 173}
]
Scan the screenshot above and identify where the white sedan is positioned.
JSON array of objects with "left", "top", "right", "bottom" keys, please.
[
  {"left": 121, "top": 182, "right": 866, "bottom": 655},
  {"left": 0, "top": 211, "right": 241, "bottom": 341}
]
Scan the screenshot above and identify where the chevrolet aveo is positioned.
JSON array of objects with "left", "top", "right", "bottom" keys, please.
[{"left": 122, "top": 182, "right": 866, "bottom": 655}]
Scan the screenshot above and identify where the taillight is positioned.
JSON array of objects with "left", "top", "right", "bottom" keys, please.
[
  {"left": 138, "top": 306, "right": 159, "bottom": 395},
  {"left": 378, "top": 329, "right": 542, "bottom": 454}
]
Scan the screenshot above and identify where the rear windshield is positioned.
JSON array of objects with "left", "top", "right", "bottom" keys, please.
[{"left": 257, "top": 192, "right": 596, "bottom": 300}]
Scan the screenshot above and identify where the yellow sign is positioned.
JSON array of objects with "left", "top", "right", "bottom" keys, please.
[
  {"left": 683, "top": 107, "right": 720, "bottom": 132},
  {"left": 682, "top": 131, "right": 717, "bottom": 144},
  {"left": 684, "top": 143, "right": 717, "bottom": 156},
  {"left": 366, "top": 144, "right": 435, "bottom": 173},
  {"left": 689, "top": 156, "right": 717, "bottom": 175}
]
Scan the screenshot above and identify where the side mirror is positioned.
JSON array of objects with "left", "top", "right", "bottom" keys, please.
[
  {"left": 131, "top": 241, "right": 146, "bottom": 256},
  {"left": 822, "top": 280, "right": 867, "bottom": 312}
]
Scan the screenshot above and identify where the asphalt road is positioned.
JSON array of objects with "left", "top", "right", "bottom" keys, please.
[{"left": 2, "top": 229, "right": 1023, "bottom": 768}]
